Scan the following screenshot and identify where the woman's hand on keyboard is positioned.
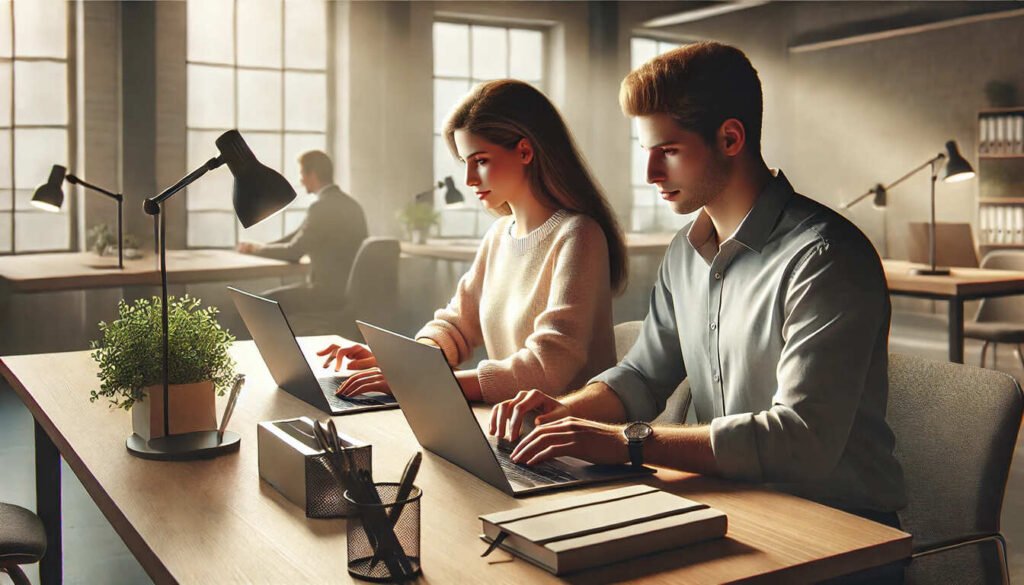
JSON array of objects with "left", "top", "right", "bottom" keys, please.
[
  {"left": 334, "top": 367, "right": 392, "bottom": 398},
  {"left": 317, "top": 342, "right": 377, "bottom": 371}
]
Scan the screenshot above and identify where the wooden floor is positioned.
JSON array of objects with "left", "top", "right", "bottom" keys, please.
[{"left": 0, "top": 309, "right": 1022, "bottom": 584}]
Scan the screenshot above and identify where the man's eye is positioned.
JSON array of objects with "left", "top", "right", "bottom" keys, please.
[
  {"left": 662, "top": 148, "right": 678, "bottom": 156},
  {"left": 475, "top": 159, "right": 488, "bottom": 166}
]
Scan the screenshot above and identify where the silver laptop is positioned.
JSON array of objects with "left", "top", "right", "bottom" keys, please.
[
  {"left": 356, "top": 320, "right": 652, "bottom": 496},
  {"left": 228, "top": 287, "right": 398, "bottom": 415}
]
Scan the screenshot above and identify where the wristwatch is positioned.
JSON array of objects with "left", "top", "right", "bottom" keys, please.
[{"left": 623, "top": 421, "right": 653, "bottom": 468}]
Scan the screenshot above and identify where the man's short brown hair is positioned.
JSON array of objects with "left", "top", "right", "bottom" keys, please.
[
  {"left": 297, "top": 150, "right": 334, "bottom": 184},
  {"left": 620, "top": 41, "right": 763, "bottom": 153}
]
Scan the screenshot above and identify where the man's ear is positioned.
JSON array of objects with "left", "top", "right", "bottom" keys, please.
[
  {"left": 517, "top": 138, "right": 535, "bottom": 165},
  {"left": 719, "top": 119, "right": 746, "bottom": 157}
]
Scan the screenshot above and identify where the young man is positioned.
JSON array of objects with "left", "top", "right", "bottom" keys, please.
[
  {"left": 237, "top": 150, "right": 368, "bottom": 311},
  {"left": 489, "top": 42, "right": 906, "bottom": 524}
]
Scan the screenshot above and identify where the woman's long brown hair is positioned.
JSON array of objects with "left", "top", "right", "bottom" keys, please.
[{"left": 444, "top": 79, "right": 628, "bottom": 294}]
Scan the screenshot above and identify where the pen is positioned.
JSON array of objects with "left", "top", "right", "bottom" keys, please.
[
  {"left": 368, "top": 451, "right": 422, "bottom": 571},
  {"left": 217, "top": 374, "right": 245, "bottom": 441}
]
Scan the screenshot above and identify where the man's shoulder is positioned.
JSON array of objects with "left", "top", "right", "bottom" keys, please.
[{"left": 777, "top": 193, "right": 878, "bottom": 257}]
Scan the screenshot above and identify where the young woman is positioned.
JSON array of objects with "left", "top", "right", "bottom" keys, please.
[{"left": 319, "top": 79, "right": 627, "bottom": 404}]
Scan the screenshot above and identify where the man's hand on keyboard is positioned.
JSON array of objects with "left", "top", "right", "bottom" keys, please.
[
  {"left": 510, "top": 417, "right": 629, "bottom": 467},
  {"left": 488, "top": 389, "right": 570, "bottom": 444}
]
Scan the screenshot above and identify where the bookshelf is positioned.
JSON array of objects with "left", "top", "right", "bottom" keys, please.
[{"left": 977, "top": 107, "right": 1024, "bottom": 254}]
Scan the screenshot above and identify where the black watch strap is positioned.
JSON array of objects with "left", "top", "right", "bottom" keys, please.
[{"left": 628, "top": 440, "right": 644, "bottom": 467}]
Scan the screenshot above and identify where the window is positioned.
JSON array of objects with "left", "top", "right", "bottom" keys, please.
[
  {"left": 629, "top": 37, "right": 696, "bottom": 233},
  {"left": 186, "top": 0, "right": 328, "bottom": 248},
  {"left": 432, "top": 21, "right": 544, "bottom": 237},
  {"left": 0, "top": 0, "right": 72, "bottom": 254}
]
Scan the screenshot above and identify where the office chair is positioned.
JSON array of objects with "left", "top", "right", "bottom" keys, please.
[
  {"left": 965, "top": 250, "right": 1024, "bottom": 370},
  {"left": 0, "top": 502, "right": 46, "bottom": 585},
  {"left": 887, "top": 353, "right": 1022, "bottom": 584},
  {"left": 290, "top": 238, "right": 401, "bottom": 341},
  {"left": 613, "top": 321, "right": 691, "bottom": 424}
]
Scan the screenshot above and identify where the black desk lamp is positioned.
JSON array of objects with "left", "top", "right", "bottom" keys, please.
[
  {"left": 413, "top": 176, "right": 464, "bottom": 206},
  {"left": 32, "top": 165, "right": 126, "bottom": 269},
  {"left": 842, "top": 140, "right": 975, "bottom": 275},
  {"left": 127, "top": 130, "right": 296, "bottom": 461}
]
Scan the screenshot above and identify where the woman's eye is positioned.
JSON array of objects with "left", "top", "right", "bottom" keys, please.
[{"left": 475, "top": 159, "right": 488, "bottom": 166}]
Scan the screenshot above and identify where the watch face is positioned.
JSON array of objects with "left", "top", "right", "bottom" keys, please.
[{"left": 624, "top": 421, "right": 652, "bottom": 441}]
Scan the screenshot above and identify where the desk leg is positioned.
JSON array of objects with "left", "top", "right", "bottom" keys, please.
[
  {"left": 948, "top": 298, "right": 965, "bottom": 364},
  {"left": 34, "top": 420, "right": 62, "bottom": 585}
]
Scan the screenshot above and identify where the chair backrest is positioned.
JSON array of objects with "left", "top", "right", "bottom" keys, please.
[
  {"left": 887, "top": 353, "right": 1022, "bottom": 553},
  {"left": 613, "top": 321, "right": 691, "bottom": 423},
  {"left": 976, "top": 250, "right": 1024, "bottom": 323},
  {"left": 907, "top": 222, "right": 979, "bottom": 268},
  {"left": 343, "top": 237, "right": 400, "bottom": 322}
]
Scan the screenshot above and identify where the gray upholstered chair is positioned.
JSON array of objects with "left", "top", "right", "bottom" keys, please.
[
  {"left": 887, "top": 353, "right": 1023, "bottom": 584},
  {"left": 0, "top": 502, "right": 46, "bottom": 585},
  {"left": 613, "top": 321, "right": 691, "bottom": 423},
  {"left": 290, "top": 237, "right": 401, "bottom": 341},
  {"left": 965, "top": 250, "right": 1024, "bottom": 369}
]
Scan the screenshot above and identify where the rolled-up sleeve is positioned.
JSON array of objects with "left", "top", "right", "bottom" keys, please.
[
  {"left": 709, "top": 238, "right": 888, "bottom": 483},
  {"left": 590, "top": 248, "right": 687, "bottom": 421}
]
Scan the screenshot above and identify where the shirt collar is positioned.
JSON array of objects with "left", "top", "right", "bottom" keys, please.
[
  {"left": 685, "top": 169, "right": 794, "bottom": 260},
  {"left": 315, "top": 183, "right": 338, "bottom": 197}
]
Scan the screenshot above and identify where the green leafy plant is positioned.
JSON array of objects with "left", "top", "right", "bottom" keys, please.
[
  {"left": 87, "top": 223, "right": 113, "bottom": 255},
  {"left": 89, "top": 295, "right": 236, "bottom": 410},
  {"left": 396, "top": 201, "right": 440, "bottom": 235},
  {"left": 87, "top": 223, "right": 140, "bottom": 255}
]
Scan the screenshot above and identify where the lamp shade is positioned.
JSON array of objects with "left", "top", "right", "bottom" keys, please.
[
  {"left": 943, "top": 140, "right": 975, "bottom": 183},
  {"left": 215, "top": 130, "right": 296, "bottom": 228},
  {"left": 31, "top": 165, "right": 66, "bottom": 212},
  {"left": 442, "top": 176, "right": 464, "bottom": 205}
]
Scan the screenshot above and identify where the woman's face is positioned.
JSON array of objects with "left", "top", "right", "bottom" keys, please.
[{"left": 453, "top": 129, "right": 533, "bottom": 212}]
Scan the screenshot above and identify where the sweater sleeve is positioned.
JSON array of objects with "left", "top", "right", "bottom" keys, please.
[
  {"left": 476, "top": 219, "right": 610, "bottom": 403},
  {"left": 413, "top": 230, "right": 492, "bottom": 366}
]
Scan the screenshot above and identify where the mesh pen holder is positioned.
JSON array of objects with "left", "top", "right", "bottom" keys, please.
[
  {"left": 344, "top": 482, "right": 423, "bottom": 582},
  {"left": 308, "top": 447, "right": 373, "bottom": 518}
]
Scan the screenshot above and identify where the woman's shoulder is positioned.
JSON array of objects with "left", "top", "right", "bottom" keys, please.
[{"left": 555, "top": 211, "right": 607, "bottom": 243}]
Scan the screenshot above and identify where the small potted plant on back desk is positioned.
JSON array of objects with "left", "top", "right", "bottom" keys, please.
[{"left": 90, "top": 295, "right": 236, "bottom": 440}]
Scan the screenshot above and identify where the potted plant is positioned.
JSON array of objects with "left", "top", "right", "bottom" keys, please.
[
  {"left": 90, "top": 295, "right": 237, "bottom": 440},
  {"left": 87, "top": 223, "right": 113, "bottom": 256},
  {"left": 397, "top": 201, "right": 440, "bottom": 244}
]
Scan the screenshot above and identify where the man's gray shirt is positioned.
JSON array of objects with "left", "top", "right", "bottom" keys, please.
[{"left": 593, "top": 170, "right": 906, "bottom": 512}]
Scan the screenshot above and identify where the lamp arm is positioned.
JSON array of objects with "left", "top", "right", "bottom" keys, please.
[
  {"left": 144, "top": 157, "right": 223, "bottom": 214},
  {"left": 843, "top": 152, "right": 946, "bottom": 209},
  {"left": 65, "top": 175, "right": 122, "bottom": 202},
  {"left": 842, "top": 187, "right": 879, "bottom": 209},
  {"left": 883, "top": 153, "right": 945, "bottom": 192}
]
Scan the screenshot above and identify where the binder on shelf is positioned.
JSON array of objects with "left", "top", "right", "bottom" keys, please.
[{"left": 479, "top": 485, "right": 727, "bottom": 575}]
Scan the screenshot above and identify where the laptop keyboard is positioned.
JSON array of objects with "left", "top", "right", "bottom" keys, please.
[
  {"left": 491, "top": 439, "right": 579, "bottom": 486},
  {"left": 318, "top": 378, "right": 397, "bottom": 410}
]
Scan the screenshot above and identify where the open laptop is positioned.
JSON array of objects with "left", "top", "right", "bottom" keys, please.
[
  {"left": 356, "top": 320, "right": 652, "bottom": 496},
  {"left": 228, "top": 287, "right": 398, "bottom": 415}
]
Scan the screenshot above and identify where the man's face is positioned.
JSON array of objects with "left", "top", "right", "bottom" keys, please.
[
  {"left": 298, "top": 165, "right": 316, "bottom": 195},
  {"left": 635, "top": 113, "right": 730, "bottom": 215}
]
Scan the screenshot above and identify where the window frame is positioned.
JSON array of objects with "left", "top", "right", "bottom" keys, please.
[
  {"left": 431, "top": 18, "right": 547, "bottom": 238},
  {"left": 0, "top": 0, "right": 77, "bottom": 255},
  {"left": 184, "top": 0, "right": 332, "bottom": 249}
]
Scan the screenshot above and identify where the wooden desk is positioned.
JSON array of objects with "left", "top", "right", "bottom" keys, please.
[
  {"left": 0, "top": 250, "right": 308, "bottom": 293},
  {"left": 883, "top": 259, "right": 1024, "bottom": 363},
  {"left": 1, "top": 336, "right": 911, "bottom": 584},
  {"left": 401, "top": 232, "right": 676, "bottom": 262}
]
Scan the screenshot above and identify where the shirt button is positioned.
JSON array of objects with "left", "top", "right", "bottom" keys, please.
[
  {"left": 710, "top": 322, "right": 717, "bottom": 330},
  {"left": 714, "top": 272, "right": 722, "bottom": 280},
  {"left": 712, "top": 372, "right": 721, "bottom": 382}
]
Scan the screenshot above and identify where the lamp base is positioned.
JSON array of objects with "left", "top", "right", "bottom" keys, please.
[
  {"left": 908, "top": 266, "right": 951, "bottom": 276},
  {"left": 126, "top": 430, "right": 240, "bottom": 461}
]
